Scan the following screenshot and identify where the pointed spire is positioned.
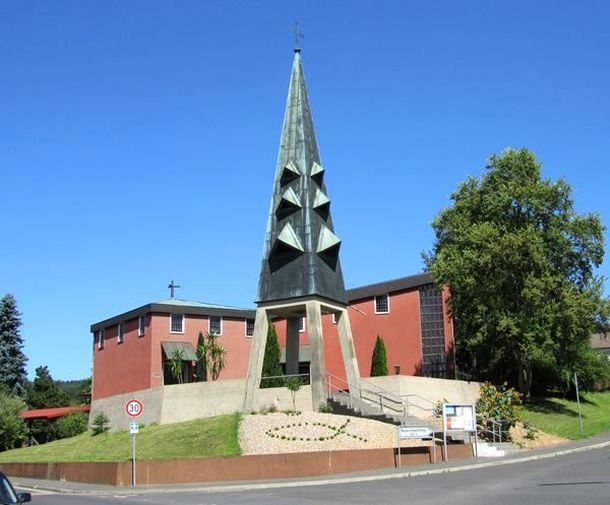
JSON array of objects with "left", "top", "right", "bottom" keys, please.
[{"left": 257, "top": 50, "right": 347, "bottom": 304}]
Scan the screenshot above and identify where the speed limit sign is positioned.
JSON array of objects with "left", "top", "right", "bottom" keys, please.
[{"left": 125, "top": 399, "right": 143, "bottom": 418}]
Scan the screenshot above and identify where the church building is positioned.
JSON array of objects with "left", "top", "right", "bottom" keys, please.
[{"left": 90, "top": 47, "right": 455, "bottom": 402}]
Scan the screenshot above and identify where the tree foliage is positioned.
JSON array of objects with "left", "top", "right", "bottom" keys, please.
[
  {"left": 168, "top": 348, "right": 186, "bottom": 384},
  {"left": 54, "top": 412, "right": 89, "bottom": 439},
  {"left": 27, "top": 366, "right": 70, "bottom": 409},
  {"left": 285, "top": 377, "right": 302, "bottom": 411},
  {"left": 261, "top": 324, "right": 284, "bottom": 388},
  {"left": 0, "top": 387, "right": 28, "bottom": 451},
  {"left": 370, "top": 335, "right": 389, "bottom": 377},
  {"left": 425, "top": 148, "right": 606, "bottom": 398},
  {"left": 199, "top": 332, "right": 226, "bottom": 381},
  {"left": 91, "top": 411, "right": 110, "bottom": 435},
  {"left": 0, "top": 294, "right": 28, "bottom": 396},
  {"left": 26, "top": 366, "right": 71, "bottom": 444}
]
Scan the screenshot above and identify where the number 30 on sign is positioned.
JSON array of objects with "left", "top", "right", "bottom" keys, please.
[{"left": 125, "top": 399, "right": 143, "bottom": 418}]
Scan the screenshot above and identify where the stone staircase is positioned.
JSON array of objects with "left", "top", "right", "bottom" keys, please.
[{"left": 327, "top": 391, "right": 433, "bottom": 429}]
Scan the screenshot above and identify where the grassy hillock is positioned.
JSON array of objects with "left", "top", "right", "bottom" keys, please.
[
  {"left": 0, "top": 413, "right": 240, "bottom": 463},
  {"left": 522, "top": 391, "right": 610, "bottom": 440}
]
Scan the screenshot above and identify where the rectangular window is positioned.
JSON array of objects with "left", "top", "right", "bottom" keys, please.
[
  {"left": 209, "top": 315, "right": 222, "bottom": 335},
  {"left": 117, "top": 322, "right": 124, "bottom": 343},
  {"left": 170, "top": 313, "right": 184, "bottom": 333},
  {"left": 245, "top": 318, "right": 255, "bottom": 337},
  {"left": 138, "top": 315, "right": 146, "bottom": 336},
  {"left": 299, "top": 317, "right": 305, "bottom": 332},
  {"left": 374, "top": 294, "right": 390, "bottom": 314},
  {"left": 98, "top": 329, "right": 105, "bottom": 350}
]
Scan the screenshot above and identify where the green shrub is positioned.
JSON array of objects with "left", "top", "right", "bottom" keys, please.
[
  {"left": 318, "top": 402, "right": 334, "bottom": 413},
  {"left": 91, "top": 411, "right": 111, "bottom": 435},
  {"left": 55, "top": 412, "right": 89, "bottom": 439},
  {"left": 370, "top": 336, "right": 388, "bottom": 376},
  {"left": 476, "top": 382, "right": 522, "bottom": 441},
  {"left": 0, "top": 390, "right": 28, "bottom": 450}
]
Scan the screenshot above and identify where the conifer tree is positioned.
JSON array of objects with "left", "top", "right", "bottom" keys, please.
[
  {"left": 370, "top": 335, "right": 389, "bottom": 376},
  {"left": 0, "top": 294, "right": 28, "bottom": 396},
  {"left": 27, "top": 366, "right": 70, "bottom": 409},
  {"left": 261, "top": 324, "right": 284, "bottom": 387},
  {"left": 196, "top": 332, "right": 207, "bottom": 381}
]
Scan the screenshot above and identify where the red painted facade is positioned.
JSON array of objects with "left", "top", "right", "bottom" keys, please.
[{"left": 91, "top": 274, "right": 455, "bottom": 400}]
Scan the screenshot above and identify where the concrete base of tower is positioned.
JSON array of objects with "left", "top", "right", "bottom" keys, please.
[{"left": 242, "top": 296, "right": 361, "bottom": 412}]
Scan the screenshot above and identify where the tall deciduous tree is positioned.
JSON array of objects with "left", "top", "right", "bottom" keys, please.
[
  {"left": 370, "top": 336, "right": 389, "bottom": 377},
  {"left": 0, "top": 294, "right": 28, "bottom": 396},
  {"left": 425, "top": 148, "right": 606, "bottom": 398}
]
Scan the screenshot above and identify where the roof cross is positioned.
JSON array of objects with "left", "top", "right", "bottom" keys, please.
[
  {"left": 293, "top": 21, "right": 304, "bottom": 51},
  {"left": 167, "top": 280, "right": 181, "bottom": 299}
]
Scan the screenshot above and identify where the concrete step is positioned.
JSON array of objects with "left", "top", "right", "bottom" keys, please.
[{"left": 475, "top": 441, "right": 523, "bottom": 457}]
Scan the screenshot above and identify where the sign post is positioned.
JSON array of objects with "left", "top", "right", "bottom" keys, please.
[
  {"left": 125, "top": 399, "right": 143, "bottom": 487},
  {"left": 396, "top": 425, "right": 434, "bottom": 467}
]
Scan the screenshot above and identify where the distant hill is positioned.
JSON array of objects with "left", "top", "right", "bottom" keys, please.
[{"left": 56, "top": 378, "right": 91, "bottom": 405}]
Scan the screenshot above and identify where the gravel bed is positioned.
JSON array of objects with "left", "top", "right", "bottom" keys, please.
[{"left": 239, "top": 412, "right": 431, "bottom": 455}]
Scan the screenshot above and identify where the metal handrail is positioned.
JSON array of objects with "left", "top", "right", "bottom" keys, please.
[{"left": 476, "top": 417, "right": 512, "bottom": 443}]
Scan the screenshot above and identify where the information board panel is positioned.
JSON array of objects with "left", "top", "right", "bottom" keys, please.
[{"left": 443, "top": 404, "right": 476, "bottom": 432}]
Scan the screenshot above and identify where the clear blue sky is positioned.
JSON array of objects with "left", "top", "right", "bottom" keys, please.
[{"left": 1, "top": 1, "right": 609, "bottom": 381}]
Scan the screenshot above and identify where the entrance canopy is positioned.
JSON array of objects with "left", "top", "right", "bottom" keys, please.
[{"left": 161, "top": 341, "right": 198, "bottom": 361}]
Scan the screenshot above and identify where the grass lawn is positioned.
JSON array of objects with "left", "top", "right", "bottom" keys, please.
[
  {"left": 0, "top": 413, "right": 240, "bottom": 463},
  {"left": 522, "top": 391, "right": 610, "bottom": 440}
]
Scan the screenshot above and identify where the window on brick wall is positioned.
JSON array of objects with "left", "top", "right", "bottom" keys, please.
[
  {"left": 138, "top": 315, "right": 146, "bottom": 336},
  {"left": 209, "top": 315, "right": 222, "bottom": 335},
  {"left": 374, "top": 294, "right": 389, "bottom": 314},
  {"left": 246, "top": 318, "right": 255, "bottom": 337},
  {"left": 117, "top": 322, "right": 124, "bottom": 343},
  {"left": 170, "top": 313, "right": 184, "bottom": 333}
]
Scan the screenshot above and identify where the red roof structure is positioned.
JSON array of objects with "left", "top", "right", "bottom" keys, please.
[{"left": 20, "top": 405, "right": 90, "bottom": 420}]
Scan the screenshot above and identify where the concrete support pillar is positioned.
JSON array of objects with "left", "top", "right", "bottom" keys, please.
[
  {"left": 306, "top": 300, "right": 327, "bottom": 410},
  {"left": 285, "top": 317, "right": 301, "bottom": 376},
  {"left": 336, "top": 308, "right": 361, "bottom": 396},
  {"left": 242, "top": 308, "right": 270, "bottom": 412}
]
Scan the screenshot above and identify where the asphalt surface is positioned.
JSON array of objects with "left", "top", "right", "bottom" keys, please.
[{"left": 11, "top": 432, "right": 610, "bottom": 505}]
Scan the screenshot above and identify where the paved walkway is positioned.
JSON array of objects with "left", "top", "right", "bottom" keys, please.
[{"left": 11, "top": 431, "right": 610, "bottom": 496}]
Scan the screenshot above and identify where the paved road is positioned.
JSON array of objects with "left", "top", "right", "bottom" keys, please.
[{"left": 19, "top": 446, "right": 610, "bottom": 505}]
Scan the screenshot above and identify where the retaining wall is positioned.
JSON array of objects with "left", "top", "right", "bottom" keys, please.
[{"left": 1, "top": 444, "right": 473, "bottom": 486}]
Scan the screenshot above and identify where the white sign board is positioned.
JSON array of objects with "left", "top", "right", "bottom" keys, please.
[
  {"left": 398, "top": 425, "right": 433, "bottom": 439},
  {"left": 130, "top": 421, "right": 139, "bottom": 434},
  {"left": 443, "top": 404, "right": 476, "bottom": 432}
]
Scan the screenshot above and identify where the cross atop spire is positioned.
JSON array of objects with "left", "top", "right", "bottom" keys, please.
[
  {"left": 293, "top": 21, "right": 304, "bottom": 53},
  {"left": 167, "top": 280, "right": 181, "bottom": 299}
]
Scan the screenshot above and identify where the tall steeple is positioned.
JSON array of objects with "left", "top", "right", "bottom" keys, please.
[
  {"left": 244, "top": 48, "right": 361, "bottom": 413},
  {"left": 257, "top": 49, "right": 346, "bottom": 305}
]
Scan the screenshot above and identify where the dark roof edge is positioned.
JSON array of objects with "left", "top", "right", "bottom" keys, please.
[
  {"left": 90, "top": 304, "right": 256, "bottom": 333},
  {"left": 346, "top": 272, "right": 435, "bottom": 302},
  {"left": 90, "top": 272, "right": 437, "bottom": 333}
]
